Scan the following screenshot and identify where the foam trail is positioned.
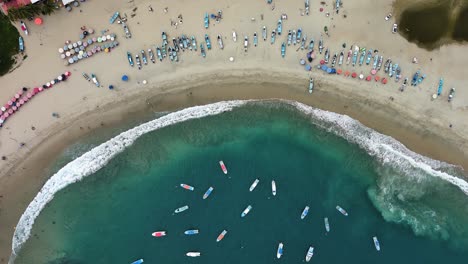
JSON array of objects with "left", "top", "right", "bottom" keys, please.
[{"left": 9, "top": 101, "right": 246, "bottom": 262}]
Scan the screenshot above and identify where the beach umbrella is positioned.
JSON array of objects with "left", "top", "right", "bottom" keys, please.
[
  {"left": 352, "top": 72, "right": 357, "bottom": 78},
  {"left": 87, "top": 51, "right": 93, "bottom": 56},
  {"left": 68, "top": 44, "right": 73, "bottom": 50},
  {"left": 83, "top": 31, "right": 88, "bottom": 36},
  {"left": 105, "top": 48, "right": 109, "bottom": 53},
  {"left": 320, "top": 60, "right": 325, "bottom": 65},
  {"left": 307, "top": 52, "right": 312, "bottom": 58},
  {"left": 65, "top": 71, "right": 71, "bottom": 76},
  {"left": 51, "top": 80, "right": 56, "bottom": 85},
  {"left": 111, "top": 37, "right": 115, "bottom": 41},
  {"left": 46, "top": 82, "right": 51, "bottom": 88},
  {"left": 12, "top": 106, "right": 17, "bottom": 111},
  {"left": 8, "top": 109, "right": 13, "bottom": 114},
  {"left": 107, "top": 35, "right": 111, "bottom": 40},
  {"left": 1, "top": 107, "right": 5, "bottom": 112},
  {"left": 375, "top": 76, "right": 380, "bottom": 82},
  {"left": 33, "top": 88, "right": 39, "bottom": 93},
  {"left": 98, "top": 37, "right": 102, "bottom": 43},
  {"left": 74, "top": 47, "right": 80, "bottom": 53},
  {"left": 143, "top": 80, "right": 147, "bottom": 85},
  {"left": 305, "top": 64, "right": 312, "bottom": 71},
  {"left": 73, "top": 42, "right": 78, "bottom": 48},
  {"left": 229, "top": 57, "right": 234, "bottom": 62},
  {"left": 337, "top": 69, "right": 342, "bottom": 75},
  {"left": 382, "top": 78, "right": 388, "bottom": 84},
  {"left": 34, "top": 17, "right": 43, "bottom": 25},
  {"left": 83, "top": 42, "right": 88, "bottom": 48},
  {"left": 60, "top": 54, "right": 66, "bottom": 59},
  {"left": 344, "top": 71, "right": 350, "bottom": 77},
  {"left": 22, "top": 87, "right": 27, "bottom": 92},
  {"left": 79, "top": 34, "right": 84, "bottom": 40},
  {"left": 27, "top": 92, "right": 33, "bottom": 98},
  {"left": 39, "top": 87, "right": 44, "bottom": 92},
  {"left": 73, "top": 56, "right": 78, "bottom": 62},
  {"left": 70, "top": 49, "right": 75, "bottom": 55},
  {"left": 109, "top": 85, "right": 114, "bottom": 90},
  {"left": 92, "top": 37, "right": 97, "bottom": 42},
  {"left": 77, "top": 40, "right": 82, "bottom": 46},
  {"left": 366, "top": 76, "right": 372, "bottom": 81},
  {"left": 65, "top": 51, "right": 71, "bottom": 57},
  {"left": 4, "top": 113, "right": 9, "bottom": 118},
  {"left": 88, "top": 39, "right": 93, "bottom": 45},
  {"left": 4, "top": 103, "right": 10, "bottom": 109},
  {"left": 308, "top": 57, "right": 313, "bottom": 63},
  {"left": 320, "top": 8, "right": 324, "bottom": 12},
  {"left": 300, "top": 59, "right": 306, "bottom": 65},
  {"left": 24, "top": 97, "right": 29, "bottom": 102},
  {"left": 19, "top": 99, "right": 24, "bottom": 105},
  {"left": 359, "top": 74, "right": 364, "bottom": 79},
  {"left": 371, "top": 69, "right": 377, "bottom": 75},
  {"left": 88, "top": 28, "right": 94, "bottom": 34},
  {"left": 15, "top": 94, "right": 20, "bottom": 99},
  {"left": 122, "top": 75, "right": 129, "bottom": 81},
  {"left": 58, "top": 48, "right": 64, "bottom": 53},
  {"left": 80, "top": 46, "right": 85, "bottom": 51},
  {"left": 63, "top": 45, "right": 68, "bottom": 51}
]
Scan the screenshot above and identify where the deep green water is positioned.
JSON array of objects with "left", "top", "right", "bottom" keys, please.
[{"left": 14, "top": 102, "right": 468, "bottom": 263}]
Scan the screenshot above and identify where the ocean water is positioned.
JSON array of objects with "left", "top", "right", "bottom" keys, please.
[{"left": 12, "top": 101, "right": 468, "bottom": 264}]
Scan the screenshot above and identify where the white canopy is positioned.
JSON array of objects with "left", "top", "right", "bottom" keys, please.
[
  {"left": 31, "top": 0, "right": 41, "bottom": 3},
  {"left": 62, "top": 0, "right": 75, "bottom": 5}
]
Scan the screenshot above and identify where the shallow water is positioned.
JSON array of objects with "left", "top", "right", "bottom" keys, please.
[{"left": 13, "top": 102, "right": 468, "bottom": 263}]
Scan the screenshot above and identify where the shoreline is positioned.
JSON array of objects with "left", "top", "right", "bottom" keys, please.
[{"left": 1, "top": 68, "right": 467, "bottom": 260}]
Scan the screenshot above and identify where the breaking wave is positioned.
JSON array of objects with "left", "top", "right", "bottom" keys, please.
[{"left": 10, "top": 100, "right": 468, "bottom": 262}]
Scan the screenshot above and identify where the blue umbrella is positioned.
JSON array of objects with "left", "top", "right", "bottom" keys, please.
[
  {"left": 305, "top": 64, "right": 311, "bottom": 71},
  {"left": 122, "top": 75, "right": 129, "bottom": 81},
  {"left": 109, "top": 85, "right": 114, "bottom": 90}
]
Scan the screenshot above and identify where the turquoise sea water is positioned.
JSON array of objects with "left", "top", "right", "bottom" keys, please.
[{"left": 14, "top": 102, "right": 468, "bottom": 263}]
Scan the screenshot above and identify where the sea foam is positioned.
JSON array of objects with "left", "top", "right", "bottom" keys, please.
[{"left": 10, "top": 100, "right": 468, "bottom": 262}]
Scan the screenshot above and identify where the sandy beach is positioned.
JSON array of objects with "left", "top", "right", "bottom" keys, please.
[{"left": 0, "top": 0, "right": 467, "bottom": 261}]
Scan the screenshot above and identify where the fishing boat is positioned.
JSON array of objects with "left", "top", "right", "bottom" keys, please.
[
  {"left": 148, "top": 49, "right": 155, "bottom": 63},
  {"left": 82, "top": 73, "right": 91, "bottom": 82},
  {"left": 336, "top": 0, "right": 341, "bottom": 13},
  {"left": 373, "top": 236, "right": 381, "bottom": 251},
  {"left": 91, "top": 74, "right": 100, "bottom": 87},
  {"left": 217, "top": 35, "right": 224, "bottom": 49},
  {"left": 324, "top": 217, "right": 330, "bottom": 232},
  {"left": 373, "top": 54, "right": 379, "bottom": 69},
  {"left": 249, "top": 179, "right": 260, "bottom": 191},
  {"left": 175, "top": 205, "right": 189, "bottom": 213},
  {"left": 287, "top": 30, "right": 292, "bottom": 46},
  {"left": 377, "top": 56, "right": 383, "bottom": 71},
  {"left": 281, "top": 42, "right": 286, "bottom": 58},
  {"left": 127, "top": 52, "right": 134, "bottom": 66},
  {"left": 262, "top": 26, "right": 267, "bottom": 41},
  {"left": 324, "top": 48, "right": 330, "bottom": 63},
  {"left": 184, "top": 229, "right": 199, "bottom": 235},
  {"left": 182, "top": 35, "right": 189, "bottom": 49},
  {"left": 358, "top": 48, "right": 366, "bottom": 66},
  {"left": 305, "top": 246, "right": 314, "bottom": 262},
  {"left": 110, "top": 11, "right": 120, "bottom": 24},
  {"left": 417, "top": 73, "right": 426, "bottom": 85},
  {"left": 394, "top": 64, "right": 401, "bottom": 81},
  {"left": 216, "top": 230, "right": 227, "bottom": 242},
  {"left": 301, "top": 206, "right": 310, "bottom": 219},
  {"left": 352, "top": 46, "right": 359, "bottom": 66},
  {"left": 331, "top": 53, "right": 337, "bottom": 67},
  {"left": 180, "top": 184, "right": 194, "bottom": 191},
  {"left": 205, "top": 34, "right": 211, "bottom": 50},
  {"left": 200, "top": 43, "right": 206, "bottom": 58},
  {"left": 161, "top": 44, "right": 167, "bottom": 58},
  {"left": 140, "top": 50, "right": 148, "bottom": 65},
  {"left": 305, "top": 0, "right": 310, "bottom": 15},
  {"left": 131, "top": 259, "right": 144, "bottom": 264},
  {"left": 308, "top": 39, "right": 314, "bottom": 52},
  {"left": 336, "top": 205, "right": 348, "bottom": 216},
  {"left": 232, "top": 31, "right": 237, "bottom": 42},
  {"left": 338, "top": 50, "right": 344, "bottom": 65},
  {"left": 253, "top": 32, "right": 258, "bottom": 47},
  {"left": 161, "top": 32, "right": 168, "bottom": 45},
  {"left": 309, "top": 78, "right": 314, "bottom": 93},
  {"left": 296, "top": 28, "right": 302, "bottom": 44},
  {"left": 384, "top": 59, "right": 392, "bottom": 73},
  {"left": 437, "top": 78, "right": 444, "bottom": 96},
  {"left": 272, "top": 180, "right": 277, "bottom": 196},
  {"left": 172, "top": 38, "right": 179, "bottom": 52},
  {"left": 319, "top": 37, "right": 323, "bottom": 54},
  {"left": 271, "top": 30, "right": 276, "bottom": 44},
  {"left": 448, "top": 88, "right": 455, "bottom": 102},
  {"left": 20, "top": 21, "right": 28, "bottom": 35},
  {"left": 277, "top": 19, "right": 283, "bottom": 35},
  {"left": 152, "top": 231, "right": 166, "bottom": 237},
  {"left": 169, "top": 47, "right": 174, "bottom": 61},
  {"left": 156, "top": 46, "right": 162, "bottom": 61},
  {"left": 365, "top": 49, "right": 373, "bottom": 65},
  {"left": 135, "top": 54, "right": 141, "bottom": 70},
  {"left": 203, "top": 187, "right": 214, "bottom": 199},
  {"left": 241, "top": 205, "right": 252, "bottom": 217},
  {"left": 244, "top": 36, "right": 249, "bottom": 52},
  {"left": 301, "top": 35, "right": 307, "bottom": 50},
  {"left": 186, "top": 252, "right": 201, "bottom": 257},
  {"left": 19, "top": 37, "right": 24, "bottom": 52},
  {"left": 204, "top": 13, "right": 209, "bottom": 29},
  {"left": 219, "top": 160, "right": 228, "bottom": 174},
  {"left": 412, "top": 71, "right": 421, "bottom": 85},
  {"left": 277, "top": 242, "right": 284, "bottom": 259},
  {"left": 292, "top": 29, "right": 297, "bottom": 45},
  {"left": 191, "top": 36, "right": 197, "bottom": 51},
  {"left": 346, "top": 47, "right": 352, "bottom": 65}
]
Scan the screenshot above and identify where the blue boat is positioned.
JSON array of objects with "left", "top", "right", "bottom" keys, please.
[
  {"left": 281, "top": 42, "right": 286, "bottom": 58},
  {"left": 127, "top": 52, "right": 134, "bottom": 66},
  {"left": 417, "top": 73, "right": 426, "bottom": 85},
  {"left": 156, "top": 46, "right": 162, "bottom": 61},
  {"left": 19, "top": 36, "right": 24, "bottom": 52},
  {"left": 271, "top": 30, "right": 276, "bottom": 44},
  {"left": 358, "top": 48, "right": 366, "bottom": 66},
  {"left": 277, "top": 19, "right": 283, "bottom": 35},
  {"left": 352, "top": 46, "right": 359, "bottom": 66},
  {"left": 372, "top": 54, "right": 379, "bottom": 69},
  {"left": 162, "top": 32, "right": 168, "bottom": 45},
  {"left": 204, "top": 13, "right": 209, "bottom": 29},
  {"left": 191, "top": 36, "right": 197, "bottom": 51},
  {"left": 301, "top": 206, "right": 310, "bottom": 219},
  {"left": 110, "top": 11, "right": 119, "bottom": 24},
  {"left": 411, "top": 70, "right": 420, "bottom": 86},
  {"left": 131, "top": 259, "right": 143, "bottom": 264},
  {"left": 203, "top": 187, "right": 214, "bottom": 199},
  {"left": 205, "top": 34, "right": 211, "bottom": 50},
  {"left": 200, "top": 43, "right": 206, "bottom": 58},
  {"left": 297, "top": 28, "right": 302, "bottom": 43},
  {"left": 253, "top": 32, "right": 258, "bottom": 47},
  {"left": 184, "top": 229, "right": 199, "bottom": 235},
  {"left": 437, "top": 78, "right": 443, "bottom": 96},
  {"left": 365, "top": 49, "right": 373, "bottom": 65}
]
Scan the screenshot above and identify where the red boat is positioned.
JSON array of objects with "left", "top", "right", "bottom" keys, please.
[
  {"left": 219, "top": 160, "right": 228, "bottom": 174},
  {"left": 152, "top": 231, "right": 166, "bottom": 237},
  {"left": 180, "top": 184, "right": 194, "bottom": 191}
]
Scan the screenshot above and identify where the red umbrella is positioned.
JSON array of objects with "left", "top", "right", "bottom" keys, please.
[
  {"left": 375, "top": 76, "right": 381, "bottom": 82},
  {"left": 34, "top": 17, "right": 43, "bottom": 25},
  {"left": 382, "top": 78, "right": 388, "bottom": 84},
  {"left": 33, "top": 88, "right": 39, "bottom": 94},
  {"left": 8, "top": 109, "right": 13, "bottom": 114},
  {"left": 352, "top": 72, "right": 357, "bottom": 78},
  {"left": 337, "top": 69, "right": 342, "bottom": 75},
  {"left": 366, "top": 76, "right": 372, "bottom": 81},
  {"left": 4, "top": 104, "right": 9, "bottom": 109},
  {"left": 371, "top": 69, "right": 377, "bottom": 75},
  {"left": 320, "top": 8, "right": 324, "bottom": 12},
  {"left": 344, "top": 71, "right": 350, "bottom": 77},
  {"left": 320, "top": 60, "right": 325, "bottom": 65},
  {"left": 39, "top": 87, "right": 44, "bottom": 92},
  {"left": 65, "top": 71, "right": 71, "bottom": 76}
]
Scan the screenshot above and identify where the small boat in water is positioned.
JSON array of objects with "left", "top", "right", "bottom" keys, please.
[
  {"left": 305, "top": 246, "right": 314, "bottom": 262},
  {"left": 175, "top": 205, "right": 189, "bottom": 213},
  {"left": 249, "top": 179, "right": 259, "bottom": 192},
  {"left": 277, "top": 242, "right": 284, "bottom": 259},
  {"left": 272, "top": 180, "right": 277, "bottom": 196},
  {"left": 219, "top": 160, "right": 228, "bottom": 174},
  {"left": 152, "top": 231, "right": 166, "bottom": 237},
  {"left": 241, "top": 205, "right": 252, "bottom": 217},
  {"left": 203, "top": 186, "right": 214, "bottom": 199},
  {"left": 324, "top": 217, "right": 330, "bottom": 232},
  {"left": 336, "top": 205, "right": 348, "bottom": 216},
  {"left": 373, "top": 236, "right": 381, "bottom": 251},
  {"left": 301, "top": 206, "right": 310, "bottom": 219},
  {"left": 180, "top": 184, "right": 194, "bottom": 191},
  {"left": 186, "top": 252, "right": 201, "bottom": 257},
  {"left": 184, "top": 229, "right": 199, "bottom": 235},
  {"left": 131, "top": 259, "right": 144, "bottom": 264},
  {"left": 216, "top": 230, "right": 227, "bottom": 242}
]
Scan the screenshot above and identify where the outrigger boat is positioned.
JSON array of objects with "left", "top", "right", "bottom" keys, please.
[
  {"left": 336, "top": 205, "right": 348, "bottom": 216},
  {"left": 338, "top": 50, "right": 344, "bottom": 65},
  {"left": 324, "top": 217, "right": 330, "bottom": 232},
  {"left": 205, "top": 34, "right": 211, "bottom": 50},
  {"left": 110, "top": 11, "right": 120, "bottom": 24},
  {"left": 331, "top": 53, "right": 337, "bottom": 67},
  {"left": 186, "top": 252, "right": 201, "bottom": 257},
  {"left": 141, "top": 50, "right": 148, "bottom": 65},
  {"left": 448, "top": 88, "right": 455, "bottom": 102},
  {"left": 277, "top": 243, "right": 284, "bottom": 259},
  {"left": 135, "top": 54, "right": 142, "bottom": 70},
  {"left": 161, "top": 43, "right": 167, "bottom": 58},
  {"left": 437, "top": 78, "right": 444, "bottom": 96},
  {"left": 262, "top": 26, "right": 267, "bottom": 41},
  {"left": 297, "top": 28, "right": 302, "bottom": 44},
  {"left": 162, "top": 32, "right": 168, "bottom": 45},
  {"left": 172, "top": 38, "right": 179, "bottom": 52},
  {"left": 305, "top": 246, "right": 314, "bottom": 262},
  {"left": 395, "top": 64, "right": 401, "bottom": 81},
  {"left": 277, "top": 19, "right": 283, "bottom": 35},
  {"left": 91, "top": 74, "right": 100, "bottom": 87},
  {"left": 272, "top": 180, "right": 277, "bottom": 196},
  {"left": 411, "top": 71, "right": 419, "bottom": 86},
  {"left": 373, "top": 236, "right": 381, "bottom": 251},
  {"left": 219, "top": 160, "right": 228, "bottom": 174},
  {"left": 180, "top": 184, "right": 194, "bottom": 191},
  {"left": 20, "top": 21, "right": 28, "bottom": 35},
  {"left": 281, "top": 42, "right": 286, "bottom": 58},
  {"left": 182, "top": 35, "right": 189, "bottom": 50},
  {"left": 131, "top": 259, "right": 144, "bottom": 264},
  {"left": 384, "top": 59, "right": 392, "bottom": 73},
  {"left": 232, "top": 30, "right": 237, "bottom": 42},
  {"left": 308, "top": 39, "right": 314, "bottom": 52},
  {"left": 200, "top": 43, "right": 206, "bottom": 58},
  {"left": 301, "top": 34, "right": 307, "bottom": 50},
  {"left": 249, "top": 179, "right": 260, "bottom": 192},
  {"left": 175, "top": 205, "right": 189, "bottom": 213},
  {"left": 305, "top": 0, "right": 310, "bottom": 15},
  {"left": 352, "top": 46, "right": 359, "bottom": 66},
  {"left": 253, "top": 32, "right": 258, "bottom": 47},
  {"left": 400, "top": 77, "right": 408, "bottom": 92},
  {"left": 271, "top": 30, "right": 276, "bottom": 44},
  {"left": 191, "top": 36, "right": 197, "bottom": 51},
  {"left": 389, "top": 63, "right": 394, "bottom": 77},
  {"left": 309, "top": 78, "right": 314, "bottom": 93},
  {"left": 184, "top": 229, "right": 199, "bottom": 235},
  {"left": 156, "top": 46, "right": 163, "bottom": 61},
  {"left": 82, "top": 73, "right": 91, "bottom": 82},
  {"left": 241, "top": 205, "right": 252, "bottom": 217},
  {"left": 373, "top": 53, "right": 379, "bottom": 69},
  {"left": 217, "top": 35, "right": 224, "bottom": 49},
  {"left": 19, "top": 37, "right": 24, "bottom": 52},
  {"left": 319, "top": 37, "right": 323, "bottom": 54},
  {"left": 346, "top": 46, "right": 352, "bottom": 65},
  {"left": 216, "top": 230, "right": 227, "bottom": 242},
  {"left": 324, "top": 48, "right": 330, "bottom": 63},
  {"left": 203, "top": 187, "right": 214, "bottom": 199},
  {"left": 287, "top": 30, "right": 292, "bottom": 46},
  {"left": 204, "top": 13, "right": 209, "bottom": 29},
  {"left": 148, "top": 49, "right": 155, "bottom": 63},
  {"left": 365, "top": 49, "right": 373, "bottom": 65},
  {"left": 358, "top": 48, "right": 366, "bottom": 66},
  {"left": 244, "top": 36, "right": 249, "bottom": 52},
  {"left": 292, "top": 29, "right": 297, "bottom": 45},
  {"left": 152, "top": 231, "right": 166, "bottom": 237},
  {"left": 301, "top": 206, "right": 310, "bottom": 219},
  {"left": 127, "top": 52, "right": 134, "bottom": 66},
  {"left": 377, "top": 56, "right": 383, "bottom": 71}
]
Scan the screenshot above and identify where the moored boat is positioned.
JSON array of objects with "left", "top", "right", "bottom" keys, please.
[
  {"left": 272, "top": 180, "right": 277, "bottom": 196},
  {"left": 186, "top": 252, "right": 201, "bottom": 257},
  {"left": 305, "top": 246, "right": 314, "bottom": 262},
  {"left": 241, "top": 205, "right": 252, "bottom": 217},
  {"left": 324, "top": 217, "right": 330, "bottom": 232},
  {"left": 19, "top": 37, "right": 24, "bottom": 52},
  {"left": 308, "top": 39, "right": 314, "bottom": 52},
  {"left": 448, "top": 87, "right": 455, "bottom": 102},
  {"left": 319, "top": 37, "right": 323, "bottom": 54},
  {"left": 152, "top": 231, "right": 166, "bottom": 237},
  {"left": 203, "top": 186, "right": 214, "bottom": 199},
  {"left": 271, "top": 30, "right": 276, "bottom": 44},
  {"left": 205, "top": 34, "right": 211, "bottom": 50},
  {"left": 365, "top": 49, "right": 373, "bottom": 65},
  {"left": 175, "top": 205, "right": 189, "bottom": 213},
  {"left": 249, "top": 179, "right": 260, "bottom": 192},
  {"left": 91, "top": 74, "right": 100, "bottom": 87},
  {"left": 131, "top": 259, "right": 144, "bottom": 264},
  {"left": 338, "top": 50, "right": 344, "bottom": 65},
  {"left": 217, "top": 35, "right": 224, "bottom": 49},
  {"left": 180, "top": 183, "right": 194, "bottom": 191},
  {"left": 262, "top": 26, "right": 267, "bottom": 41},
  {"left": 277, "top": 19, "right": 283, "bottom": 35},
  {"left": 281, "top": 42, "right": 286, "bottom": 58},
  {"left": 20, "top": 21, "right": 28, "bottom": 35},
  {"left": 219, "top": 160, "right": 228, "bottom": 174},
  {"left": 373, "top": 236, "right": 381, "bottom": 251},
  {"left": 204, "top": 13, "right": 209, "bottom": 29},
  {"left": 277, "top": 242, "right": 284, "bottom": 259},
  {"left": 184, "top": 229, "right": 199, "bottom": 235},
  {"left": 253, "top": 32, "right": 258, "bottom": 47},
  {"left": 216, "top": 230, "right": 228, "bottom": 242},
  {"left": 336, "top": 205, "right": 348, "bottom": 216},
  {"left": 82, "top": 73, "right": 91, "bottom": 82},
  {"left": 301, "top": 206, "right": 310, "bottom": 219},
  {"left": 309, "top": 78, "right": 314, "bottom": 93}
]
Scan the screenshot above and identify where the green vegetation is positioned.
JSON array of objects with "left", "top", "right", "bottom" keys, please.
[
  {"left": 7, "top": 1, "right": 56, "bottom": 21},
  {"left": 0, "top": 13, "right": 20, "bottom": 76}
]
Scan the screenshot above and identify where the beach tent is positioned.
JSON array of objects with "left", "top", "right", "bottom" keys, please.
[{"left": 62, "top": 0, "right": 75, "bottom": 5}]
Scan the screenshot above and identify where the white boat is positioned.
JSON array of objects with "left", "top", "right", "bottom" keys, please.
[
  {"left": 324, "top": 217, "right": 330, "bottom": 232},
  {"left": 373, "top": 236, "right": 381, "bottom": 251},
  {"left": 219, "top": 160, "right": 228, "bottom": 174},
  {"left": 186, "top": 252, "right": 201, "bottom": 257},
  {"left": 305, "top": 246, "right": 314, "bottom": 262},
  {"left": 175, "top": 205, "right": 189, "bottom": 213},
  {"left": 249, "top": 179, "right": 259, "bottom": 192},
  {"left": 271, "top": 180, "right": 277, "bottom": 196},
  {"left": 277, "top": 242, "right": 284, "bottom": 259},
  {"left": 241, "top": 205, "right": 252, "bottom": 217},
  {"left": 301, "top": 206, "right": 310, "bottom": 219},
  {"left": 232, "top": 31, "right": 237, "bottom": 42},
  {"left": 336, "top": 205, "right": 348, "bottom": 216}
]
